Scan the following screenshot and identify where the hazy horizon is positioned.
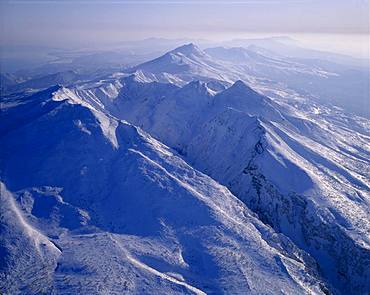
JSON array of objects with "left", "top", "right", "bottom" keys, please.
[{"left": 1, "top": 0, "right": 369, "bottom": 59}]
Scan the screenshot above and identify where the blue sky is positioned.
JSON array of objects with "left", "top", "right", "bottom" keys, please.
[{"left": 1, "top": 0, "right": 369, "bottom": 56}]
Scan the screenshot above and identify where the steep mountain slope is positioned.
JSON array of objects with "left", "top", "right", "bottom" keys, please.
[
  {"left": 0, "top": 87, "right": 332, "bottom": 294},
  {"left": 48, "top": 67, "right": 370, "bottom": 294},
  {"left": 0, "top": 183, "right": 60, "bottom": 294}
]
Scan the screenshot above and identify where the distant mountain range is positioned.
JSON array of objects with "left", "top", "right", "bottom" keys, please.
[{"left": 3, "top": 40, "right": 368, "bottom": 118}]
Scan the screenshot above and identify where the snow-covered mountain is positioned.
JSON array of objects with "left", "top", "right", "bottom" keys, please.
[
  {"left": 128, "top": 43, "right": 249, "bottom": 85},
  {"left": 129, "top": 43, "right": 339, "bottom": 85},
  {"left": 204, "top": 45, "right": 370, "bottom": 119},
  {"left": 0, "top": 86, "right": 333, "bottom": 294},
  {"left": 131, "top": 43, "right": 370, "bottom": 119},
  {"left": 5, "top": 42, "right": 368, "bottom": 118},
  {"left": 1, "top": 43, "right": 369, "bottom": 294}
]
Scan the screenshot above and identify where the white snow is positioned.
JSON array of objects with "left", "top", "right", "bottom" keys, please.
[{"left": 1, "top": 42, "right": 369, "bottom": 294}]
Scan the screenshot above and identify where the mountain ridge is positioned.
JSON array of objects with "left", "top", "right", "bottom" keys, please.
[
  {"left": 0, "top": 87, "right": 333, "bottom": 294},
  {"left": 1, "top": 42, "right": 369, "bottom": 294}
]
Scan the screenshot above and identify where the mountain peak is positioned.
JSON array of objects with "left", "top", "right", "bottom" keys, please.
[
  {"left": 229, "top": 80, "right": 265, "bottom": 96},
  {"left": 219, "top": 80, "right": 267, "bottom": 104},
  {"left": 179, "top": 80, "right": 211, "bottom": 96},
  {"left": 170, "top": 43, "right": 204, "bottom": 56},
  {"left": 129, "top": 42, "right": 209, "bottom": 76},
  {"left": 230, "top": 80, "right": 252, "bottom": 91}
]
